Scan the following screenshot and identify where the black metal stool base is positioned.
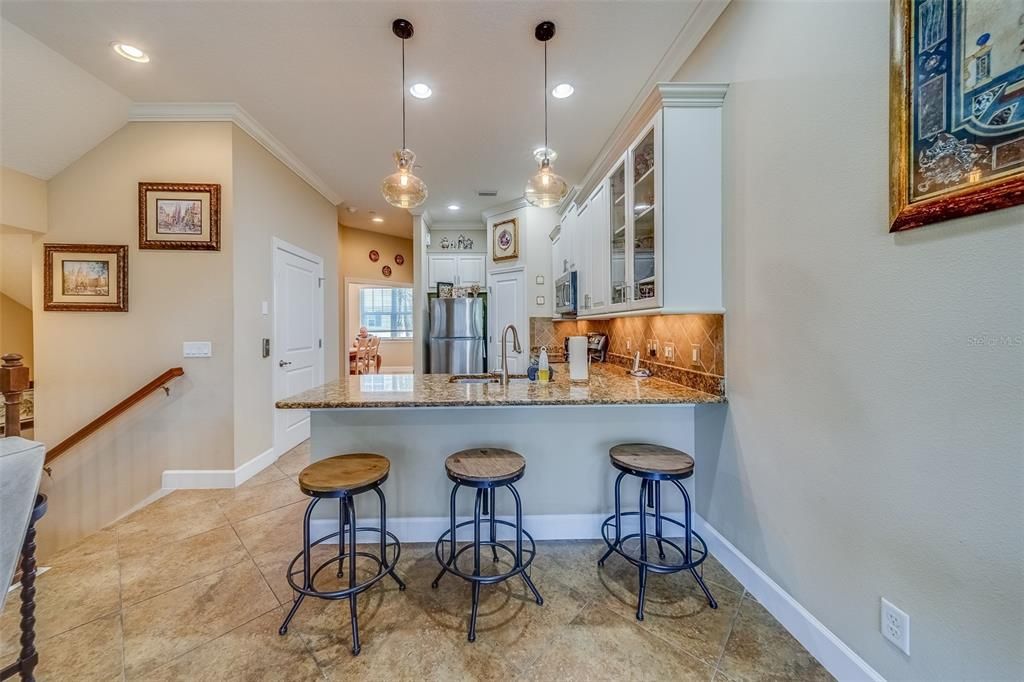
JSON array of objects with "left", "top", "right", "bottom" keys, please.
[
  {"left": 432, "top": 483, "right": 543, "bottom": 642},
  {"left": 598, "top": 474, "right": 717, "bottom": 620},
  {"left": 279, "top": 490, "right": 405, "bottom": 656}
]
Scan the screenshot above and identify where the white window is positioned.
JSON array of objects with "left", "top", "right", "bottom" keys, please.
[{"left": 359, "top": 287, "right": 413, "bottom": 338}]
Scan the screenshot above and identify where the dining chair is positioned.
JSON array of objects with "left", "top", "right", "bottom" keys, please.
[
  {"left": 353, "top": 336, "right": 372, "bottom": 375},
  {"left": 367, "top": 336, "right": 381, "bottom": 374}
]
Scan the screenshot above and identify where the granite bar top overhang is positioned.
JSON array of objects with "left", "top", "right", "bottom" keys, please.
[{"left": 276, "top": 363, "right": 725, "bottom": 410}]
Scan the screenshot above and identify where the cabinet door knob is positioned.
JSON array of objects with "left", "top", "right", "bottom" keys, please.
[{"left": 279, "top": 360, "right": 292, "bottom": 368}]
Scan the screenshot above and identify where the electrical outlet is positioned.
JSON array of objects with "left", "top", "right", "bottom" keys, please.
[
  {"left": 626, "top": 339, "right": 632, "bottom": 351},
  {"left": 881, "top": 598, "right": 910, "bottom": 655},
  {"left": 691, "top": 344, "right": 701, "bottom": 365},
  {"left": 664, "top": 342, "right": 675, "bottom": 360}
]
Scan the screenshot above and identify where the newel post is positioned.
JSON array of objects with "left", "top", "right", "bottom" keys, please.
[{"left": 1, "top": 353, "right": 30, "bottom": 438}]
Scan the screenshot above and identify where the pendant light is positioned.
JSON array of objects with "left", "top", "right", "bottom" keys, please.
[
  {"left": 524, "top": 21, "right": 568, "bottom": 208},
  {"left": 381, "top": 19, "right": 428, "bottom": 209}
]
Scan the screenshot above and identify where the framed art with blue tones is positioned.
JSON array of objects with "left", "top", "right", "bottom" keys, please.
[{"left": 890, "top": 0, "right": 1024, "bottom": 231}]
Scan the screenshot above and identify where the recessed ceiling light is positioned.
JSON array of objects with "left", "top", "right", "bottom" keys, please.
[
  {"left": 409, "top": 83, "right": 432, "bottom": 99},
  {"left": 447, "top": 204, "right": 460, "bottom": 211},
  {"left": 552, "top": 83, "right": 574, "bottom": 99},
  {"left": 372, "top": 216, "right": 384, "bottom": 223},
  {"left": 111, "top": 42, "right": 149, "bottom": 63}
]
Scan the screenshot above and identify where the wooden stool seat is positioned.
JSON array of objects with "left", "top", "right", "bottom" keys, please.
[
  {"left": 609, "top": 443, "right": 694, "bottom": 478},
  {"left": 299, "top": 453, "right": 390, "bottom": 497},
  {"left": 445, "top": 448, "right": 525, "bottom": 486}
]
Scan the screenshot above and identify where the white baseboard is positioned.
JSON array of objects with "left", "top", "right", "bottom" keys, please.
[
  {"left": 162, "top": 447, "right": 276, "bottom": 489},
  {"left": 693, "top": 517, "right": 884, "bottom": 682}
]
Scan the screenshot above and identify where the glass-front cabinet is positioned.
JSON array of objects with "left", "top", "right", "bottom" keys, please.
[
  {"left": 630, "top": 125, "right": 658, "bottom": 307},
  {"left": 574, "top": 83, "right": 727, "bottom": 317},
  {"left": 609, "top": 158, "right": 628, "bottom": 307}
]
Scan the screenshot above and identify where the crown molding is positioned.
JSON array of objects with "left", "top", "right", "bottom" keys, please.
[
  {"left": 570, "top": 0, "right": 730, "bottom": 205},
  {"left": 128, "top": 102, "right": 341, "bottom": 205},
  {"left": 481, "top": 197, "right": 529, "bottom": 220}
]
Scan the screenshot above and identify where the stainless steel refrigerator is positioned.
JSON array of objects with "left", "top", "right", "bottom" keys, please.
[{"left": 429, "top": 297, "right": 486, "bottom": 374}]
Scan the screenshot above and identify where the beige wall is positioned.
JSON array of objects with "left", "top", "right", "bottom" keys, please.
[
  {"left": 1, "top": 166, "right": 47, "bottom": 234},
  {"left": 677, "top": 2, "right": 1024, "bottom": 679},
  {"left": 338, "top": 225, "right": 414, "bottom": 370},
  {"left": 231, "top": 127, "right": 339, "bottom": 466},
  {"left": 0, "top": 292, "right": 33, "bottom": 379},
  {"left": 35, "top": 121, "right": 235, "bottom": 555}
]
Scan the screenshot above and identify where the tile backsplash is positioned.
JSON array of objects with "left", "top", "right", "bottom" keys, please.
[{"left": 531, "top": 313, "right": 725, "bottom": 395}]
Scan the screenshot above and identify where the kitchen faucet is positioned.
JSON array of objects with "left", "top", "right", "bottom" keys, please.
[{"left": 500, "top": 324, "right": 521, "bottom": 386}]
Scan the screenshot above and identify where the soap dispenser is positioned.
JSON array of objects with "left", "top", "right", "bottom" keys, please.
[{"left": 538, "top": 346, "right": 550, "bottom": 383}]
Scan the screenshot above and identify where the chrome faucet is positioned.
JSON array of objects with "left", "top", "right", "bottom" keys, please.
[{"left": 499, "top": 324, "right": 522, "bottom": 386}]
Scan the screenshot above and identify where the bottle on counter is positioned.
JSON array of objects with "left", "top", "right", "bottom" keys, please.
[{"left": 538, "top": 346, "right": 550, "bottom": 383}]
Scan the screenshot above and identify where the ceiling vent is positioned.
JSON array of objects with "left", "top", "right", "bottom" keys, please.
[{"left": 476, "top": 189, "right": 498, "bottom": 197}]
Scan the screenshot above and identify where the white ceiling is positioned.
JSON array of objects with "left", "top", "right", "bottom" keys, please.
[
  {"left": 1, "top": 1, "right": 710, "bottom": 235},
  {"left": 0, "top": 19, "right": 131, "bottom": 180}
]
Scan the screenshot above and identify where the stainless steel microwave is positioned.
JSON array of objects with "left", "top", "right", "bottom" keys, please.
[{"left": 554, "top": 270, "right": 577, "bottom": 316}]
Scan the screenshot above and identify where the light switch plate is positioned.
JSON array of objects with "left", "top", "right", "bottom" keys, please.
[
  {"left": 664, "top": 342, "right": 675, "bottom": 360},
  {"left": 183, "top": 341, "right": 212, "bottom": 358},
  {"left": 261, "top": 301, "right": 269, "bottom": 315}
]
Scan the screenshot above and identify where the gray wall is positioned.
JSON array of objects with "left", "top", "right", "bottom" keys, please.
[{"left": 677, "top": 2, "right": 1023, "bottom": 679}]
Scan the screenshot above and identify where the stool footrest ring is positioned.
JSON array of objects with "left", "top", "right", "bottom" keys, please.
[
  {"left": 600, "top": 512, "right": 710, "bottom": 573},
  {"left": 433, "top": 519, "right": 537, "bottom": 585},
  {"left": 284, "top": 526, "right": 403, "bottom": 600}
]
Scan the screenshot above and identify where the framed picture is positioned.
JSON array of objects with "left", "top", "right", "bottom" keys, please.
[
  {"left": 492, "top": 217, "right": 519, "bottom": 262},
  {"left": 436, "top": 281, "right": 454, "bottom": 298},
  {"left": 44, "top": 243, "right": 128, "bottom": 312},
  {"left": 890, "top": 0, "right": 1024, "bottom": 232},
  {"left": 139, "top": 182, "right": 220, "bottom": 250}
]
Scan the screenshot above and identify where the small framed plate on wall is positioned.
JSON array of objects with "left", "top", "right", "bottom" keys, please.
[
  {"left": 139, "top": 183, "right": 220, "bottom": 250},
  {"left": 44, "top": 243, "right": 128, "bottom": 312},
  {"left": 492, "top": 217, "right": 519, "bottom": 262}
]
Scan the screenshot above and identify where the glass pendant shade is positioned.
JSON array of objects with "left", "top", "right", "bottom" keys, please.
[
  {"left": 524, "top": 157, "right": 568, "bottom": 208},
  {"left": 382, "top": 148, "right": 427, "bottom": 209}
]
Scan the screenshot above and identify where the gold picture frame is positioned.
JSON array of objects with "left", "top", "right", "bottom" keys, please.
[
  {"left": 492, "top": 217, "right": 519, "bottom": 262},
  {"left": 889, "top": 0, "right": 1024, "bottom": 232},
  {"left": 44, "top": 243, "right": 128, "bottom": 312},
  {"left": 139, "top": 182, "right": 221, "bottom": 250}
]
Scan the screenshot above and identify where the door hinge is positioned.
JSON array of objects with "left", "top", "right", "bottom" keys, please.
[
  {"left": 318, "top": 339, "right": 322, "bottom": 348},
  {"left": 318, "top": 277, "right": 323, "bottom": 288}
]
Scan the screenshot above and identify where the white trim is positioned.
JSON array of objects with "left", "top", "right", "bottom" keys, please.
[
  {"left": 378, "top": 365, "right": 413, "bottom": 374},
  {"left": 162, "top": 446, "right": 276, "bottom": 489},
  {"left": 128, "top": 102, "right": 341, "bottom": 204},
  {"left": 487, "top": 264, "right": 526, "bottom": 277},
  {"left": 565, "top": 0, "right": 730, "bottom": 211},
  {"left": 481, "top": 197, "right": 529, "bottom": 220},
  {"left": 693, "top": 517, "right": 886, "bottom": 682}
]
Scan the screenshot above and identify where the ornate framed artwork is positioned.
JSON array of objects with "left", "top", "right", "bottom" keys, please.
[
  {"left": 382, "top": 265, "right": 392, "bottom": 277},
  {"left": 492, "top": 217, "right": 519, "bottom": 262},
  {"left": 139, "top": 183, "right": 220, "bottom": 250},
  {"left": 890, "top": 0, "right": 1024, "bottom": 231},
  {"left": 44, "top": 243, "right": 128, "bottom": 312}
]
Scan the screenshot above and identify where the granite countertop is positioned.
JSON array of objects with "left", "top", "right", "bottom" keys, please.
[{"left": 276, "top": 363, "right": 725, "bottom": 409}]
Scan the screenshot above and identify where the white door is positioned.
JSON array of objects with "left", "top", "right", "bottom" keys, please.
[
  {"left": 428, "top": 254, "right": 458, "bottom": 288},
  {"left": 273, "top": 240, "right": 324, "bottom": 456},
  {"left": 457, "top": 255, "right": 485, "bottom": 286},
  {"left": 489, "top": 268, "right": 526, "bottom": 374}
]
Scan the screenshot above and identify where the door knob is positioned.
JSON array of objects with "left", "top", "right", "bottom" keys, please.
[{"left": 279, "top": 360, "right": 292, "bottom": 367}]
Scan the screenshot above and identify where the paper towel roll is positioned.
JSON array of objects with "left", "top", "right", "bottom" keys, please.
[{"left": 568, "top": 336, "right": 589, "bottom": 382}]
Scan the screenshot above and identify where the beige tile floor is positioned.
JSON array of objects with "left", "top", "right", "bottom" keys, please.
[{"left": 2, "top": 441, "right": 832, "bottom": 681}]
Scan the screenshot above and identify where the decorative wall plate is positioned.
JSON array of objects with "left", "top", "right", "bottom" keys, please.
[
  {"left": 369, "top": 250, "right": 380, "bottom": 262},
  {"left": 395, "top": 254, "right": 405, "bottom": 265},
  {"left": 382, "top": 265, "right": 392, "bottom": 277}
]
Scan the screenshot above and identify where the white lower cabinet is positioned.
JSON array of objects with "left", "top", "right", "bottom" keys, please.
[{"left": 428, "top": 253, "right": 485, "bottom": 288}]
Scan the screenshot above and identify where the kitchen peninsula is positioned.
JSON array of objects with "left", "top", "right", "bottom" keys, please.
[{"left": 276, "top": 363, "right": 724, "bottom": 541}]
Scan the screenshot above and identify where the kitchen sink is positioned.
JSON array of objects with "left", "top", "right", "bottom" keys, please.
[{"left": 448, "top": 373, "right": 530, "bottom": 384}]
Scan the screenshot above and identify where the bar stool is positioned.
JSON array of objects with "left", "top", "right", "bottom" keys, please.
[
  {"left": 598, "top": 443, "right": 717, "bottom": 620},
  {"left": 431, "top": 447, "right": 543, "bottom": 642},
  {"left": 279, "top": 453, "right": 406, "bottom": 656}
]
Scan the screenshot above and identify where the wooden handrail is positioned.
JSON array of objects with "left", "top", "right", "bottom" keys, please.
[{"left": 45, "top": 367, "right": 185, "bottom": 465}]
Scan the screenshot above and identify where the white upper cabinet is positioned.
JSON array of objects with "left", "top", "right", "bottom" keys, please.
[
  {"left": 428, "top": 253, "right": 485, "bottom": 287},
  {"left": 577, "top": 83, "right": 727, "bottom": 316}
]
